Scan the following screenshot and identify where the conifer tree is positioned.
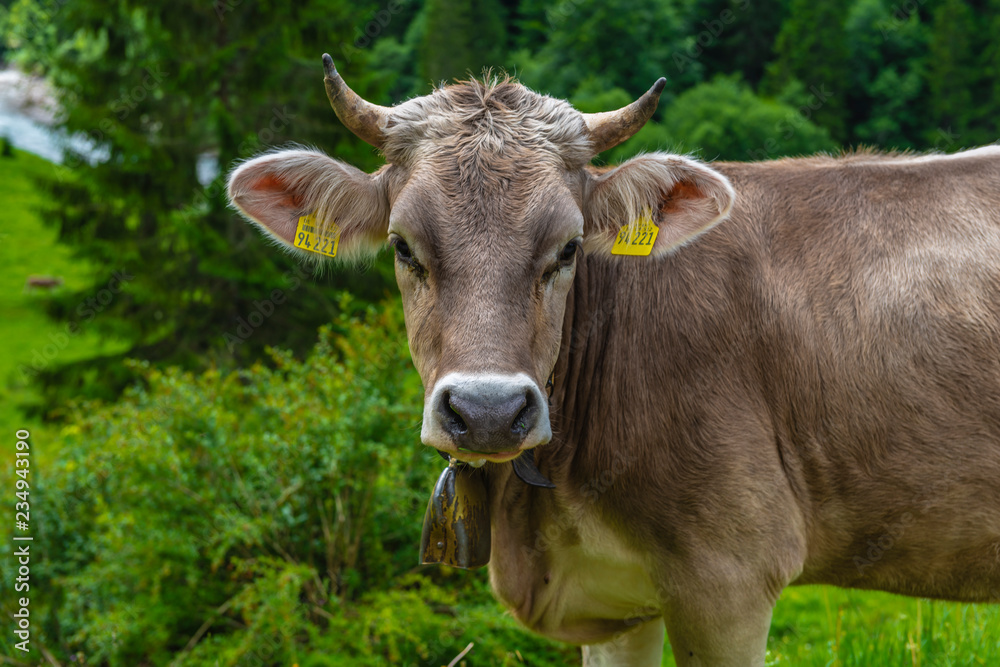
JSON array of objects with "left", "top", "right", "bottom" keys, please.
[
  {"left": 4, "top": 0, "right": 396, "bottom": 408},
  {"left": 766, "top": 0, "right": 852, "bottom": 143},
  {"left": 975, "top": 0, "right": 1000, "bottom": 145},
  {"left": 422, "top": 0, "right": 508, "bottom": 83},
  {"left": 925, "top": 0, "right": 977, "bottom": 145}
]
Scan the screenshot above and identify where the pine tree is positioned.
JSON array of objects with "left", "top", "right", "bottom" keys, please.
[
  {"left": 513, "top": 0, "right": 693, "bottom": 103},
  {"left": 422, "top": 0, "right": 508, "bottom": 84},
  {"left": 5, "top": 0, "right": 398, "bottom": 410},
  {"left": 925, "top": 0, "right": 977, "bottom": 146},
  {"left": 766, "top": 0, "right": 852, "bottom": 143},
  {"left": 694, "top": 0, "right": 791, "bottom": 87},
  {"left": 978, "top": 0, "right": 1000, "bottom": 144},
  {"left": 844, "top": 0, "right": 930, "bottom": 149}
]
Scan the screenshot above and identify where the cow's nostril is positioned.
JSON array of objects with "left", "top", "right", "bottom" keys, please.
[
  {"left": 443, "top": 392, "right": 469, "bottom": 435},
  {"left": 510, "top": 392, "right": 538, "bottom": 437},
  {"left": 511, "top": 397, "right": 534, "bottom": 435}
]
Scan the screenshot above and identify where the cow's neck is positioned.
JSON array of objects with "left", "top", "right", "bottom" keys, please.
[
  {"left": 547, "top": 252, "right": 635, "bottom": 489},
  {"left": 486, "top": 251, "right": 643, "bottom": 543},
  {"left": 485, "top": 253, "right": 660, "bottom": 636}
]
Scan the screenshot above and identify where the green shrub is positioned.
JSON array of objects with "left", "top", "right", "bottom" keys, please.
[
  {"left": 11, "top": 298, "right": 573, "bottom": 665},
  {"left": 610, "top": 74, "right": 838, "bottom": 163}
]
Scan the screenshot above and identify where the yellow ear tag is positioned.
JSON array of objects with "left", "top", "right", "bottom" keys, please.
[
  {"left": 611, "top": 210, "right": 659, "bottom": 256},
  {"left": 293, "top": 213, "right": 340, "bottom": 258}
]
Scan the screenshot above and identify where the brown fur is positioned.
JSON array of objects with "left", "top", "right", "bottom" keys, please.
[{"left": 228, "top": 75, "right": 1000, "bottom": 666}]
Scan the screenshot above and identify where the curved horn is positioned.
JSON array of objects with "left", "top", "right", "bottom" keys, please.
[
  {"left": 322, "top": 53, "right": 391, "bottom": 149},
  {"left": 582, "top": 77, "right": 667, "bottom": 155}
]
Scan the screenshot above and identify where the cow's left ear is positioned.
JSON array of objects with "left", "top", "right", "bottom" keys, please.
[{"left": 583, "top": 153, "right": 735, "bottom": 257}]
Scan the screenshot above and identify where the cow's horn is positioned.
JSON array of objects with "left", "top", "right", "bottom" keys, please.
[
  {"left": 323, "top": 53, "right": 391, "bottom": 149},
  {"left": 582, "top": 77, "right": 667, "bottom": 155}
]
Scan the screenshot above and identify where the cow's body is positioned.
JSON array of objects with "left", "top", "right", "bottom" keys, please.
[
  {"left": 487, "top": 148, "right": 1000, "bottom": 662},
  {"left": 228, "top": 62, "right": 1000, "bottom": 665}
]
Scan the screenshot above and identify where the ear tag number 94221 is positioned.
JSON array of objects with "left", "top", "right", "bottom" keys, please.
[
  {"left": 293, "top": 213, "right": 340, "bottom": 258},
  {"left": 611, "top": 210, "right": 659, "bottom": 256}
]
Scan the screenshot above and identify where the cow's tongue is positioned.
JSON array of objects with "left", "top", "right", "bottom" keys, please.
[{"left": 511, "top": 452, "right": 556, "bottom": 488}]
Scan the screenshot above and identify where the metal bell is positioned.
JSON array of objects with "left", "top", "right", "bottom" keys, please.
[{"left": 420, "top": 459, "right": 491, "bottom": 568}]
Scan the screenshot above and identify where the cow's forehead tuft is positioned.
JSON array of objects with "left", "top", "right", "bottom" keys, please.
[{"left": 382, "top": 77, "right": 593, "bottom": 169}]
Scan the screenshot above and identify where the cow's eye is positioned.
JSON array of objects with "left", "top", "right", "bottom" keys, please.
[
  {"left": 391, "top": 236, "right": 414, "bottom": 263},
  {"left": 543, "top": 239, "right": 582, "bottom": 281},
  {"left": 390, "top": 235, "right": 426, "bottom": 277},
  {"left": 559, "top": 240, "right": 579, "bottom": 264}
]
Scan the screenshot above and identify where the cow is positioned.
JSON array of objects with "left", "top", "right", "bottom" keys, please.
[
  {"left": 226, "top": 55, "right": 1000, "bottom": 666},
  {"left": 24, "top": 275, "right": 63, "bottom": 291}
]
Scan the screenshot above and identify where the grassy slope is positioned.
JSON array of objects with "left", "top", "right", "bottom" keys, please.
[
  {"left": 660, "top": 586, "right": 999, "bottom": 665},
  {"left": 0, "top": 148, "right": 996, "bottom": 665},
  {"left": 763, "top": 586, "right": 999, "bottom": 665},
  {"left": 0, "top": 148, "right": 128, "bottom": 446}
]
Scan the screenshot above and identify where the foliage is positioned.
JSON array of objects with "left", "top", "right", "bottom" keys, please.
[
  {"left": 0, "top": 300, "right": 574, "bottom": 664},
  {"left": 762, "top": 586, "right": 1000, "bottom": 666},
  {"left": 843, "top": 0, "right": 929, "bottom": 150},
  {"left": 609, "top": 75, "right": 837, "bottom": 163},
  {"left": 687, "top": 0, "right": 790, "bottom": 87},
  {"left": 2, "top": 0, "right": 399, "bottom": 410},
  {"left": 512, "top": 0, "right": 698, "bottom": 103},
  {"left": 925, "top": 0, "right": 993, "bottom": 147},
  {"left": 422, "top": 0, "right": 507, "bottom": 84},
  {"left": 765, "top": 0, "right": 852, "bottom": 142}
]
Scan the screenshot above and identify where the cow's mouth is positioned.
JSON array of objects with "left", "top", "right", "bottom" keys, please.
[
  {"left": 435, "top": 448, "right": 555, "bottom": 488},
  {"left": 455, "top": 448, "right": 522, "bottom": 464}
]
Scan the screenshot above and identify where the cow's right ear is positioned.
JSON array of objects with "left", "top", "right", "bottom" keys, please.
[{"left": 227, "top": 149, "right": 389, "bottom": 262}]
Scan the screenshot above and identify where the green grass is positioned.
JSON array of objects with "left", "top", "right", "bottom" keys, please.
[
  {"left": 658, "top": 586, "right": 1000, "bottom": 665},
  {"left": 0, "top": 148, "right": 128, "bottom": 447}
]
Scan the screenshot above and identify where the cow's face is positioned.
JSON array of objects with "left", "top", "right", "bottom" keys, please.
[{"left": 228, "top": 56, "right": 734, "bottom": 464}]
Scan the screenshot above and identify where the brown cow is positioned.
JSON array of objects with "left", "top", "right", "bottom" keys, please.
[
  {"left": 24, "top": 275, "right": 63, "bottom": 291},
  {"left": 227, "top": 56, "right": 1000, "bottom": 666}
]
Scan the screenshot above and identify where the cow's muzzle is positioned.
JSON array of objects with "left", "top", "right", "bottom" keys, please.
[{"left": 422, "top": 372, "right": 552, "bottom": 458}]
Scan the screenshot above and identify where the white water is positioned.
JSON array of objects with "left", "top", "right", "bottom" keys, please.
[
  {"left": 0, "top": 67, "right": 219, "bottom": 183},
  {"left": 0, "top": 68, "right": 106, "bottom": 165}
]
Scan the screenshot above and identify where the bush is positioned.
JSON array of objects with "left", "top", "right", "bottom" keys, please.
[
  {"left": 8, "top": 298, "right": 573, "bottom": 665},
  {"left": 610, "top": 74, "right": 838, "bottom": 163},
  {"left": 1, "top": 135, "right": 13, "bottom": 157}
]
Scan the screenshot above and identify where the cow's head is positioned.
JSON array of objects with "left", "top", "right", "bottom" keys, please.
[{"left": 228, "top": 56, "right": 734, "bottom": 465}]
